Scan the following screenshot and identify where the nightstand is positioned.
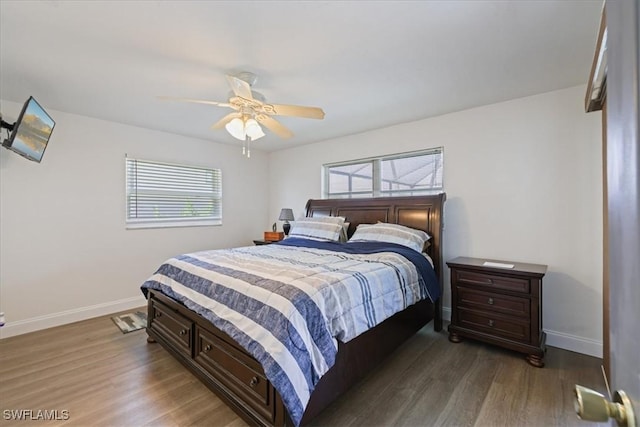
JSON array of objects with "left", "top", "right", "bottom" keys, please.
[{"left": 447, "top": 257, "right": 548, "bottom": 367}]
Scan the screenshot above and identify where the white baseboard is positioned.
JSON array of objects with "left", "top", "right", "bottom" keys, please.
[
  {"left": 544, "top": 328, "right": 603, "bottom": 358},
  {"left": 442, "top": 307, "right": 601, "bottom": 358},
  {"left": 443, "top": 306, "right": 452, "bottom": 321},
  {"left": 0, "top": 296, "right": 147, "bottom": 339}
]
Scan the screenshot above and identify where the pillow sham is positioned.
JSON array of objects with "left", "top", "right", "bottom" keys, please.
[
  {"left": 288, "top": 216, "right": 345, "bottom": 242},
  {"left": 348, "top": 222, "right": 431, "bottom": 253}
]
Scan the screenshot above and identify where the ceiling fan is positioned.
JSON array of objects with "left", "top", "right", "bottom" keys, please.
[{"left": 159, "top": 72, "right": 325, "bottom": 145}]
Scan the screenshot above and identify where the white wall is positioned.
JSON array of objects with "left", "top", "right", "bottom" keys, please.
[
  {"left": 268, "top": 85, "right": 604, "bottom": 357},
  {"left": 0, "top": 100, "right": 269, "bottom": 338}
]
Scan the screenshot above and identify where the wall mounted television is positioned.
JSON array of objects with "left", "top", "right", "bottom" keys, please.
[{"left": 1, "top": 96, "right": 56, "bottom": 163}]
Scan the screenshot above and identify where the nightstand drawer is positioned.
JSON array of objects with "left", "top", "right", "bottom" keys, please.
[
  {"left": 457, "top": 287, "right": 530, "bottom": 318},
  {"left": 456, "top": 270, "right": 530, "bottom": 294},
  {"left": 458, "top": 309, "right": 530, "bottom": 343}
]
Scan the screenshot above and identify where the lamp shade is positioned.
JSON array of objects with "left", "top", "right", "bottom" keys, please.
[
  {"left": 225, "top": 117, "right": 266, "bottom": 141},
  {"left": 225, "top": 118, "right": 246, "bottom": 140},
  {"left": 245, "top": 118, "right": 265, "bottom": 140},
  {"left": 278, "top": 208, "right": 294, "bottom": 222}
]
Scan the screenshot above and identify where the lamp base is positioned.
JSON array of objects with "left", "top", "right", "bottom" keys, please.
[{"left": 283, "top": 222, "right": 291, "bottom": 236}]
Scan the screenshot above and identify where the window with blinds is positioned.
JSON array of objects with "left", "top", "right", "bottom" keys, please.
[
  {"left": 125, "top": 157, "right": 222, "bottom": 228},
  {"left": 323, "top": 148, "right": 443, "bottom": 198}
]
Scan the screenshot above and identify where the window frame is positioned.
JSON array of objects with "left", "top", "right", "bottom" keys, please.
[
  {"left": 322, "top": 147, "right": 443, "bottom": 199},
  {"left": 125, "top": 156, "right": 222, "bottom": 230}
]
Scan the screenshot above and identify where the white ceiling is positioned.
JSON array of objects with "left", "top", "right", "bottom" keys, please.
[{"left": 0, "top": 1, "right": 602, "bottom": 152}]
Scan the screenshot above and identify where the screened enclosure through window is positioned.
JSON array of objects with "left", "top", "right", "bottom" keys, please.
[{"left": 323, "top": 148, "right": 443, "bottom": 198}]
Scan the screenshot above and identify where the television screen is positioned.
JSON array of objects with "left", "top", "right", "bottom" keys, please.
[{"left": 2, "top": 96, "right": 55, "bottom": 163}]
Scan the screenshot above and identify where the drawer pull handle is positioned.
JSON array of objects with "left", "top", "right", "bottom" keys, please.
[
  {"left": 204, "top": 344, "right": 212, "bottom": 352},
  {"left": 155, "top": 312, "right": 162, "bottom": 318},
  {"left": 488, "top": 298, "right": 494, "bottom": 305},
  {"left": 488, "top": 320, "right": 494, "bottom": 327},
  {"left": 249, "top": 376, "right": 259, "bottom": 388},
  {"left": 460, "top": 278, "right": 494, "bottom": 286},
  {"left": 179, "top": 329, "right": 187, "bottom": 336}
]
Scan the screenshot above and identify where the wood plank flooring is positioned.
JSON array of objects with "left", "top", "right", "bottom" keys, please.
[{"left": 0, "top": 309, "right": 605, "bottom": 426}]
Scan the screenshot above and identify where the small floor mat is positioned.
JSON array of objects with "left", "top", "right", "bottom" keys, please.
[{"left": 111, "top": 311, "right": 147, "bottom": 333}]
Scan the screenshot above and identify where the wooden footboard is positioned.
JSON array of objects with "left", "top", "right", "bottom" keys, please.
[
  {"left": 146, "top": 289, "right": 434, "bottom": 426},
  {"left": 147, "top": 290, "right": 287, "bottom": 426}
]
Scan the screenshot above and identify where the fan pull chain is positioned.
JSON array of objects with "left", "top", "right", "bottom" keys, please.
[{"left": 242, "top": 135, "right": 252, "bottom": 158}]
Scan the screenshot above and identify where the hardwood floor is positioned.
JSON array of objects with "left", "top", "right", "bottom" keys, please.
[{"left": 0, "top": 309, "right": 605, "bottom": 426}]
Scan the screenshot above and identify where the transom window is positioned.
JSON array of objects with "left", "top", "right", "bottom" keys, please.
[
  {"left": 323, "top": 148, "right": 443, "bottom": 198},
  {"left": 125, "top": 157, "right": 222, "bottom": 229}
]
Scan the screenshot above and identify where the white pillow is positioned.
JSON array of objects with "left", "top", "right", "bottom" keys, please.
[
  {"left": 348, "top": 222, "right": 431, "bottom": 253},
  {"left": 288, "top": 216, "right": 345, "bottom": 242}
]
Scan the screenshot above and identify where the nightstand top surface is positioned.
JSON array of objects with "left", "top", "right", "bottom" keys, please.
[
  {"left": 253, "top": 239, "right": 279, "bottom": 245},
  {"left": 446, "top": 256, "right": 547, "bottom": 276}
]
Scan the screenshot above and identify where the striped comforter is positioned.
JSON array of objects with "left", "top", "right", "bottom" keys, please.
[{"left": 141, "top": 237, "right": 439, "bottom": 426}]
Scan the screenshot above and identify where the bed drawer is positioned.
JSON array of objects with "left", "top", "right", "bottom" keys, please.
[
  {"left": 456, "top": 270, "right": 530, "bottom": 294},
  {"left": 457, "top": 287, "right": 530, "bottom": 318},
  {"left": 195, "top": 326, "right": 276, "bottom": 423},
  {"left": 149, "top": 299, "right": 193, "bottom": 356},
  {"left": 458, "top": 308, "right": 531, "bottom": 343}
]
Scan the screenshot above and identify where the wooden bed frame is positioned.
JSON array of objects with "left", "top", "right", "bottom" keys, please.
[{"left": 145, "top": 194, "right": 446, "bottom": 426}]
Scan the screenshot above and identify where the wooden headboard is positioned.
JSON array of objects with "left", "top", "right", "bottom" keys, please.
[{"left": 305, "top": 194, "right": 446, "bottom": 327}]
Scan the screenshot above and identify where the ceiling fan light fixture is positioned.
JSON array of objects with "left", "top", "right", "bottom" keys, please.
[
  {"left": 225, "top": 117, "right": 265, "bottom": 141},
  {"left": 245, "top": 118, "right": 265, "bottom": 140},
  {"left": 225, "top": 117, "right": 247, "bottom": 140}
]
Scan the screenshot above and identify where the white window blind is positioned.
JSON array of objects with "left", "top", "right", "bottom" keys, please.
[
  {"left": 323, "top": 148, "right": 443, "bottom": 198},
  {"left": 126, "top": 157, "right": 222, "bottom": 229}
]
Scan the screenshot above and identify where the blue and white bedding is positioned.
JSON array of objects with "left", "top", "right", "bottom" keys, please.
[{"left": 141, "top": 237, "right": 439, "bottom": 426}]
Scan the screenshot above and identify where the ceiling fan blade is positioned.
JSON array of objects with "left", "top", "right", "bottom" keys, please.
[
  {"left": 211, "top": 112, "right": 242, "bottom": 130},
  {"left": 255, "top": 114, "right": 294, "bottom": 139},
  {"left": 225, "top": 75, "right": 254, "bottom": 100},
  {"left": 157, "top": 96, "right": 233, "bottom": 108},
  {"left": 263, "top": 103, "right": 325, "bottom": 120}
]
